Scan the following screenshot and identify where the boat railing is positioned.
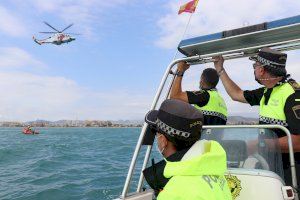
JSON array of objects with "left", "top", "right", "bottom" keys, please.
[{"left": 120, "top": 52, "right": 300, "bottom": 198}]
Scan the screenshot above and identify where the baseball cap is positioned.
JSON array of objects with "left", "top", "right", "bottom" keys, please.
[
  {"left": 249, "top": 47, "right": 287, "bottom": 76},
  {"left": 144, "top": 99, "right": 203, "bottom": 149}
]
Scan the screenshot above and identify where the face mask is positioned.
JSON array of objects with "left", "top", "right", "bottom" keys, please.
[
  {"left": 200, "top": 83, "right": 207, "bottom": 90},
  {"left": 254, "top": 71, "right": 262, "bottom": 85},
  {"left": 199, "top": 77, "right": 203, "bottom": 90},
  {"left": 155, "top": 134, "right": 166, "bottom": 159},
  {"left": 255, "top": 77, "right": 262, "bottom": 85}
]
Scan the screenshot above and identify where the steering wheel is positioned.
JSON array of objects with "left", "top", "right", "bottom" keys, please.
[{"left": 243, "top": 153, "right": 270, "bottom": 170}]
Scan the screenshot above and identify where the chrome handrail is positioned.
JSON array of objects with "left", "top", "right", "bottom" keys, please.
[{"left": 121, "top": 55, "right": 200, "bottom": 198}]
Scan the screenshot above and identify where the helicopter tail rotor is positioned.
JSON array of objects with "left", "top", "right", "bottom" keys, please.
[{"left": 32, "top": 36, "right": 41, "bottom": 45}]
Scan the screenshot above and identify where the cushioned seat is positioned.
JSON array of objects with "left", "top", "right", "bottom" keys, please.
[{"left": 220, "top": 140, "right": 248, "bottom": 168}]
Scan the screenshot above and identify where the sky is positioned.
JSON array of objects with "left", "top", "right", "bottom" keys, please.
[{"left": 0, "top": 0, "right": 300, "bottom": 121}]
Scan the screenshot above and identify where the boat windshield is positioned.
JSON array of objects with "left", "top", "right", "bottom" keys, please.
[{"left": 201, "top": 127, "right": 284, "bottom": 179}]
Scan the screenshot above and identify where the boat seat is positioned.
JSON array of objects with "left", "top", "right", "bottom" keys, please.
[{"left": 220, "top": 140, "right": 248, "bottom": 168}]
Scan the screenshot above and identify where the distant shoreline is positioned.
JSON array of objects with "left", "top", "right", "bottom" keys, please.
[
  {"left": 0, "top": 120, "right": 143, "bottom": 128},
  {"left": 0, "top": 126, "right": 143, "bottom": 128},
  {"left": 0, "top": 116, "right": 258, "bottom": 128}
]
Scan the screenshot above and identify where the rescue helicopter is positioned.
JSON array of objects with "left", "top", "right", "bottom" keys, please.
[{"left": 33, "top": 22, "right": 79, "bottom": 45}]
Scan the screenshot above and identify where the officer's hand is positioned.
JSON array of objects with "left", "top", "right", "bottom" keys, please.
[
  {"left": 213, "top": 56, "right": 224, "bottom": 71},
  {"left": 177, "top": 61, "right": 190, "bottom": 72}
]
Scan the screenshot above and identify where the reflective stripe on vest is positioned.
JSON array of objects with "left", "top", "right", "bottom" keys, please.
[
  {"left": 259, "top": 83, "right": 295, "bottom": 127},
  {"left": 194, "top": 90, "right": 228, "bottom": 121}
]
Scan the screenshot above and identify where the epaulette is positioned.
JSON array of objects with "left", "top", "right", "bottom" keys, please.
[
  {"left": 288, "top": 80, "right": 300, "bottom": 91},
  {"left": 288, "top": 80, "right": 300, "bottom": 119}
]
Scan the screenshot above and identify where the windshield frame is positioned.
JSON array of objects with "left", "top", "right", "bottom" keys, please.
[{"left": 202, "top": 124, "right": 297, "bottom": 188}]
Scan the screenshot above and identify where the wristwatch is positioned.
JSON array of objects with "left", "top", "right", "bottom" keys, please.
[
  {"left": 217, "top": 68, "right": 225, "bottom": 76},
  {"left": 175, "top": 71, "right": 185, "bottom": 77}
]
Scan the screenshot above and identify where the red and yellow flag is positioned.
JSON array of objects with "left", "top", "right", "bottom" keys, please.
[{"left": 178, "top": 0, "right": 199, "bottom": 15}]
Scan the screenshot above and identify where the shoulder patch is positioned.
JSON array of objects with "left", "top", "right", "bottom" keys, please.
[
  {"left": 289, "top": 80, "right": 300, "bottom": 91},
  {"left": 192, "top": 90, "right": 205, "bottom": 95},
  {"left": 225, "top": 174, "right": 242, "bottom": 200},
  {"left": 292, "top": 105, "right": 300, "bottom": 119}
]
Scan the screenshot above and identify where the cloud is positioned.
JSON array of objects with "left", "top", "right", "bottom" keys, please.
[
  {"left": 0, "top": 71, "right": 151, "bottom": 121},
  {"left": 153, "top": 0, "right": 300, "bottom": 117},
  {"left": 0, "top": 47, "right": 46, "bottom": 69},
  {"left": 0, "top": 5, "right": 28, "bottom": 37},
  {"left": 156, "top": 0, "right": 300, "bottom": 49},
  {"left": 22, "top": 0, "right": 131, "bottom": 38},
  {"left": 0, "top": 46, "right": 150, "bottom": 121},
  {"left": 0, "top": 72, "right": 83, "bottom": 121},
  {"left": 29, "top": 0, "right": 129, "bottom": 12},
  {"left": 83, "top": 90, "right": 152, "bottom": 120}
]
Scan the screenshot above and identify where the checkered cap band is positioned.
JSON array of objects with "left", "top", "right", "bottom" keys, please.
[
  {"left": 256, "top": 55, "right": 285, "bottom": 68},
  {"left": 156, "top": 118, "right": 191, "bottom": 138},
  {"left": 202, "top": 110, "right": 227, "bottom": 121},
  {"left": 259, "top": 116, "right": 288, "bottom": 127}
]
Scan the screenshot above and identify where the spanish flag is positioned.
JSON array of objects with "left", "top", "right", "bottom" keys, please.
[{"left": 178, "top": 0, "right": 199, "bottom": 15}]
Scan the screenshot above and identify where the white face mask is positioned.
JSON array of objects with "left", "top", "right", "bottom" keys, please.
[{"left": 155, "top": 134, "right": 166, "bottom": 160}]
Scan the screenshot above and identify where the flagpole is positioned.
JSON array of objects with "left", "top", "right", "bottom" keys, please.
[
  {"left": 135, "top": 3, "right": 198, "bottom": 194},
  {"left": 171, "top": 13, "right": 194, "bottom": 61},
  {"left": 165, "top": 12, "right": 195, "bottom": 99}
]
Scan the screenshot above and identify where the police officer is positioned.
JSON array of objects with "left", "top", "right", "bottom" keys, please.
[
  {"left": 213, "top": 47, "right": 300, "bottom": 185},
  {"left": 143, "top": 99, "right": 232, "bottom": 200},
  {"left": 170, "top": 61, "right": 227, "bottom": 125}
]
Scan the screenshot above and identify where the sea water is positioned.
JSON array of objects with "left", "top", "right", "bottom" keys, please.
[{"left": 0, "top": 128, "right": 153, "bottom": 200}]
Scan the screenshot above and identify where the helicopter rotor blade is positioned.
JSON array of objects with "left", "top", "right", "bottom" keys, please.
[
  {"left": 39, "top": 32, "right": 58, "bottom": 34},
  {"left": 61, "top": 23, "right": 74, "bottom": 32},
  {"left": 64, "top": 32, "right": 81, "bottom": 35},
  {"left": 43, "top": 21, "right": 60, "bottom": 32}
]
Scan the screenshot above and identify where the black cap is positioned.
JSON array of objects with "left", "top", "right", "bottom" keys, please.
[
  {"left": 249, "top": 47, "right": 287, "bottom": 76},
  {"left": 144, "top": 99, "right": 203, "bottom": 149}
]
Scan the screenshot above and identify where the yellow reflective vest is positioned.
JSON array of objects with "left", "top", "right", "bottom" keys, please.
[
  {"left": 194, "top": 90, "right": 228, "bottom": 122},
  {"left": 259, "top": 83, "right": 295, "bottom": 127},
  {"left": 157, "top": 140, "right": 232, "bottom": 200}
]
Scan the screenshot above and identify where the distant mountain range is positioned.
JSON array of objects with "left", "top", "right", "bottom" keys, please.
[
  {"left": 227, "top": 116, "right": 258, "bottom": 125},
  {"left": 0, "top": 120, "right": 142, "bottom": 127},
  {"left": 0, "top": 116, "right": 258, "bottom": 127},
  {"left": 111, "top": 116, "right": 259, "bottom": 125}
]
